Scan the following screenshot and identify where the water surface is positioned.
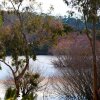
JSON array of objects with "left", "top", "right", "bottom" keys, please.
[{"left": 0, "top": 55, "right": 58, "bottom": 100}]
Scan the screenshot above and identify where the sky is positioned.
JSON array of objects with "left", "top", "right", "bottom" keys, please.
[
  {"left": 0, "top": 0, "right": 81, "bottom": 17},
  {"left": 33, "top": 0, "right": 81, "bottom": 17},
  {"left": 35, "top": 0, "right": 70, "bottom": 16}
]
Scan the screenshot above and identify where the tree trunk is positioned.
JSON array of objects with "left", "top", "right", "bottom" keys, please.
[
  {"left": 92, "top": 15, "right": 98, "bottom": 100},
  {"left": 16, "top": 87, "right": 20, "bottom": 97},
  {"left": 15, "top": 79, "right": 20, "bottom": 97}
]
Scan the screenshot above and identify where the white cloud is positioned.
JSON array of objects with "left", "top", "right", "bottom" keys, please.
[
  {"left": 0, "top": 0, "right": 82, "bottom": 17},
  {"left": 36, "top": 0, "right": 69, "bottom": 16}
]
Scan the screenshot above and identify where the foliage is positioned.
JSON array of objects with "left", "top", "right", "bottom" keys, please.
[
  {"left": 0, "top": 15, "right": 3, "bottom": 27},
  {"left": 4, "top": 71, "right": 41, "bottom": 99},
  {"left": 20, "top": 72, "right": 40, "bottom": 98},
  {"left": 22, "top": 93, "right": 36, "bottom": 100},
  {"left": 0, "top": 0, "right": 84, "bottom": 99},
  {"left": 0, "top": 10, "right": 4, "bottom": 27},
  {"left": 0, "top": 0, "right": 41, "bottom": 98},
  {"left": 4, "top": 87, "right": 16, "bottom": 100},
  {"left": 0, "top": 0, "right": 65, "bottom": 99},
  {"left": 1, "top": 12, "right": 75, "bottom": 55}
]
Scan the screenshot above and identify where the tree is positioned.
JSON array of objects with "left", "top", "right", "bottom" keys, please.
[
  {"left": 4, "top": 71, "right": 42, "bottom": 100},
  {"left": 4, "top": 87, "right": 16, "bottom": 100},
  {"left": 20, "top": 71, "right": 40, "bottom": 99},
  {"left": 63, "top": 0, "right": 100, "bottom": 99},
  {"left": 0, "top": 11, "right": 3, "bottom": 27},
  {"left": 0, "top": 0, "right": 64, "bottom": 98},
  {"left": 52, "top": 34, "right": 100, "bottom": 99},
  {"left": 0, "top": 0, "right": 37, "bottom": 97}
]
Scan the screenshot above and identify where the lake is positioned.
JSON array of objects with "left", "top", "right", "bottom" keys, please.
[{"left": 0, "top": 55, "right": 60, "bottom": 100}]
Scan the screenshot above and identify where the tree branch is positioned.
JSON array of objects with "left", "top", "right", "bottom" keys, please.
[
  {"left": 9, "top": 0, "right": 17, "bottom": 11},
  {"left": 0, "top": 59, "right": 16, "bottom": 79},
  {"left": 17, "top": 60, "right": 29, "bottom": 79},
  {"left": 18, "top": 1, "right": 23, "bottom": 11}
]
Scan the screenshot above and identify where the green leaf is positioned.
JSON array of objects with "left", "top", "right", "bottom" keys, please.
[
  {"left": 0, "top": 65, "right": 2, "bottom": 70},
  {"left": 32, "top": 54, "right": 36, "bottom": 61},
  {"left": 0, "top": 14, "right": 3, "bottom": 27}
]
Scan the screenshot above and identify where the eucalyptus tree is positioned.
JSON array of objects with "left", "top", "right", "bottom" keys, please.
[
  {"left": 0, "top": 0, "right": 64, "bottom": 98},
  {"left": 63, "top": 0, "right": 100, "bottom": 100},
  {"left": 0, "top": 0, "right": 38, "bottom": 98}
]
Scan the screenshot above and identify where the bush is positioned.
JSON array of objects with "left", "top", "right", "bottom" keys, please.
[{"left": 52, "top": 34, "right": 100, "bottom": 99}]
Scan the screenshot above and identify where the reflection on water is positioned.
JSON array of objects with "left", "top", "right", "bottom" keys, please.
[
  {"left": 0, "top": 55, "right": 58, "bottom": 100},
  {"left": 29, "top": 55, "right": 57, "bottom": 77}
]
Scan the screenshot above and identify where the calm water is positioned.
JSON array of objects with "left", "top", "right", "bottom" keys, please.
[{"left": 0, "top": 55, "right": 59, "bottom": 100}]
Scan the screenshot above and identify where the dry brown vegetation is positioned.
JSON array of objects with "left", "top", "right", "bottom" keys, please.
[{"left": 52, "top": 34, "right": 100, "bottom": 99}]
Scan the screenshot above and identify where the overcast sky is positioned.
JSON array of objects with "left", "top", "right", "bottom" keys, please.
[
  {"left": 0, "top": 0, "right": 81, "bottom": 17},
  {"left": 36, "top": 0, "right": 70, "bottom": 16},
  {"left": 34, "top": 0, "right": 81, "bottom": 17}
]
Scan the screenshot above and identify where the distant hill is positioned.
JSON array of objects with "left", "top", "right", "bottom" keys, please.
[
  {"left": 61, "top": 17, "right": 100, "bottom": 31},
  {"left": 62, "top": 17, "right": 85, "bottom": 30}
]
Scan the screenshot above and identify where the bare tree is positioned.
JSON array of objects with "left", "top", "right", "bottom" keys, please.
[{"left": 52, "top": 34, "right": 100, "bottom": 100}]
